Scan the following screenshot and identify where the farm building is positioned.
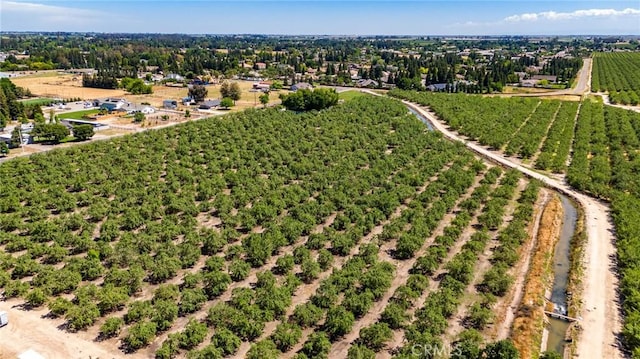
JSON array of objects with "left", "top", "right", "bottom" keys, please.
[
  {"left": 356, "top": 79, "right": 379, "bottom": 88},
  {"left": 198, "top": 99, "right": 221, "bottom": 110},
  {"left": 165, "top": 73, "right": 185, "bottom": 82},
  {"left": 1, "top": 126, "right": 33, "bottom": 146},
  {"left": 129, "top": 105, "right": 155, "bottom": 114},
  {"left": 163, "top": 99, "right": 178, "bottom": 109},
  {"left": 0, "top": 133, "right": 12, "bottom": 145},
  {"left": 426, "top": 83, "right": 448, "bottom": 92},
  {"left": 94, "top": 98, "right": 128, "bottom": 112},
  {"left": 59, "top": 119, "right": 110, "bottom": 131},
  {"left": 253, "top": 82, "right": 271, "bottom": 91},
  {"left": 291, "top": 82, "right": 313, "bottom": 91},
  {"left": 531, "top": 75, "right": 558, "bottom": 83}
]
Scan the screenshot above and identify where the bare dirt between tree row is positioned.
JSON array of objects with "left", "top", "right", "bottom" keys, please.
[
  {"left": 400, "top": 99, "right": 622, "bottom": 359},
  {"left": 281, "top": 163, "right": 462, "bottom": 359},
  {"left": 501, "top": 190, "right": 559, "bottom": 359},
  {"left": 327, "top": 165, "right": 491, "bottom": 358},
  {"left": 445, "top": 184, "right": 550, "bottom": 346}
]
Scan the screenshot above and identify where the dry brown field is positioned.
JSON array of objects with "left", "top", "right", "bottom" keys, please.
[{"left": 12, "top": 72, "right": 281, "bottom": 110}]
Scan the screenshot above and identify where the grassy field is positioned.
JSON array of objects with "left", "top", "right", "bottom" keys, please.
[
  {"left": 502, "top": 86, "right": 555, "bottom": 94},
  {"left": 338, "top": 90, "right": 370, "bottom": 101},
  {"left": 58, "top": 109, "right": 99, "bottom": 120},
  {"left": 19, "top": 98, "right": 55, "bottom": 106}
]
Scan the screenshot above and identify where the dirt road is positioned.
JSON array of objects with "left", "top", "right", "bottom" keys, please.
[
  {"left": 599, "top": 93, "right": 640, "bottom": 113},
  {"left": 0, "top": 299, "right": 142, "bottom": 359},
  {"left": 401, "top": 100, "right": 622, "bottom": 359}
]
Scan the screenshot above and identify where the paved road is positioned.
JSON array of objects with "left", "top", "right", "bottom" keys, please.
[{"left": 496, "top": 57, "right": 592, "bottom": 98}]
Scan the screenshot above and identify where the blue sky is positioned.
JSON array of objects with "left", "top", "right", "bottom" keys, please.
[{"left": 1, "top": 0, "right": 639, "bottom": 35}]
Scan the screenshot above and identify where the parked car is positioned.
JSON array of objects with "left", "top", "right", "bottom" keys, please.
[{"left": 0, "top": 311, "right": 8, "bottom": 327}]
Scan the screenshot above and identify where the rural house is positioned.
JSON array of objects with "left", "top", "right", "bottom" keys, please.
[
  {"left": 198, "top": 99, "right": 221, "bottom": 110},
  {"left": 356, "top": 79, "right": 379, "bottom": 88},
  {"left": 95, "top": 98, "right": 128, "bottom": 112},
  {"left": 290, "top": 82, "right": 313, "bottom": 91},
  {"left": 163, "top": 99, "right": 178, "bottom": 109}
]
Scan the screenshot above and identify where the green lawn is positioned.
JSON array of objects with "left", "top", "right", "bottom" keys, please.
[
  {"left": 58, "top": 109, "right": 99, "bottom": 120},
  {"left": 339, "top": 90, "right": 370, "bottom": 101},
  {"left": 19, "top": 98, "right": 55, "bottom": 106}
]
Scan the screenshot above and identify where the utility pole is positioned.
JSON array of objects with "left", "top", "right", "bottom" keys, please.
[{"left": 18, "top": 127, "right": 25, "bottom": 154}]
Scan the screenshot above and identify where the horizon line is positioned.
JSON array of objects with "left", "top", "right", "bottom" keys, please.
[{"left": 2, "top": 31, "right": 639, "bottom": 37}]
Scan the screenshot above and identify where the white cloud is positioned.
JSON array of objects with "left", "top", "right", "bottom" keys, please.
[
  {"left": 2, "top": 1, "right": 99, "bottom": 15},
  {"left": 450, "top": 7, "right": 640, "bottom": 34},
  {"left": 504, "top": 8, "right": 640, "bottom": 22},
  {"left": 0, "top": 1, "right": 104, "bottom": 29}
]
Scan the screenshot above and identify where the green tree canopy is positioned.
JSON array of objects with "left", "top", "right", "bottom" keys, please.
[
  {"left": 73, "top": 124, "right": 95, "bottom": 141},
  {"left": 280, "top": 88, "right": 339, "bottom": 112},
  {"left": 189, "top": 85, "right": 208, "bottom": 103},
  {"left": 220, "top": 97, "right": 234, "bottom": 109}
]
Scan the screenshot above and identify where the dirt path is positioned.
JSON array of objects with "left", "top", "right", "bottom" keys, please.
[
  {"left": 503, "top": 101, "right": 542, "bottom": 152},
  {"left": 403, "top": 101, "right": 622, "bottom": 359},
  {"left": 0, "top": 299, "right": 139, "bottom": 359},
  {"left": 599, "top": 93, "right": 640, "bottom": 113},
  {"left": 383, "top": 171, "right": 508, "bottom": 354},
  {"left": 443, "top": 178, "right": 533, "bottom": 344},
  {"left": 327, "top": 168, "right": 486, "bottom": 357},
  {"left": 281, "top": 163, "right": 460, "bottom": 359},
  {"left": 529, "top": 103, "right": 562, "bottom": 166},
  {"left": 493, "top": 189, "right": 552, "bottom": 342}
]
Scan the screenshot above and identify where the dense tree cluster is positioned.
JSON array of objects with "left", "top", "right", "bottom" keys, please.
[
  {"left": 120, "top": 77, "right": 153, "bottom": 94},
  {"left": 2, "top": 34, "right": 590, "bottom": 94},
  {"left": 279, "top": 88, "right": 339, "bottom": 111},
  {"left": 188, "top": 85, "right": 208, "bottom": 103},
  {"left": 0, "top": 78, "right": 32, "bottom": 128},
  {"left": 31, "top": 123, "right": 70, "bottom": 143},
  {"left": 539, "top": 57, "right": 583, "bottom": 83},
  {"left": 220, "top": 82, "right": 242, "bottom": 102},
  {"left": 72, "top": 124, "right": 95, "bottom": 141},
  {"left": 82, "top": 72, "right": 119, "bottom": 90}
]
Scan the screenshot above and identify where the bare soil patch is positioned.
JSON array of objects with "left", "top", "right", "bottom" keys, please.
[
  {"left": 0, "top": 299, "right": 144, "bottom": 359},
  {"left": 510, "top": 192, "right": 562, "bottom": 358},
  {"left": 12, "top": 74, "right": 127, "bottom": 99}
]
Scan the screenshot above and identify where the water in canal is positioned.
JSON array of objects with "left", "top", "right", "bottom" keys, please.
[{"left": 545, "top": 194, "right": 577, "bottom": 354}]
